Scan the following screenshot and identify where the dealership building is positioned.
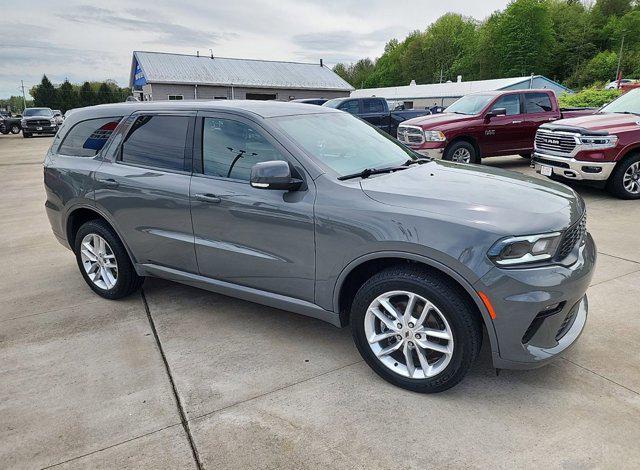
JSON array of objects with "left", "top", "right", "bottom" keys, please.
[
  {"left": 351, "top": 75, "right": 573, "bottom": 109},
  {"left": 129, "top": 51, "right": 353, "bottom": 102}
]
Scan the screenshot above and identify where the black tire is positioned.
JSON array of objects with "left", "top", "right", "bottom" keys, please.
[
  {"left": 606, "top": 153, "right": 640, "bottom": 200},
  {"left": 10, "top": 125, "right": 21, "bottom": 134},
  {"left": 444, "top": 140, "right": 479, "bottom": 164},
  {"left": 23, "top": 132, "right": 31, "bottom": 138},
  {"left": 350, "top": 266, "right": 482, "bottom": 393},
  {"left": 0, "top": 126, "right": 9, "bottom": 135},
  {"left": 74, "top": 220, "right": 144, "bottom": 299}
]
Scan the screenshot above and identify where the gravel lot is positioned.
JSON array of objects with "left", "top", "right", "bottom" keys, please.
[{"left": 2, "top": 133, "right": 639, "bottom": 469}]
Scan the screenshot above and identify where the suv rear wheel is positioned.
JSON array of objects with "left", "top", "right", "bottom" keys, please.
[
  {"left": 74, "top": 220, "right": 143, "bottom": 299},
  {"left": 444, "top": 141, "right": 478, "bottom": 164},
  {"left": 607, "top": 153, "right": 640, "bottom": 199},
  {"left": 350, "top": 266, "right": 482, "bottom": 393}
]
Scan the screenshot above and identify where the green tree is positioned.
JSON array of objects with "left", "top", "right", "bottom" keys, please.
[
  {"left": 78, "top": 81, "right": 96, "bottom": 108},
  {"left": 573, "top": 50, "right": 619, "bottom": 85},
  {"left": 30, "top": 75, "right": 57, "bottom": 108},
  {"left": 56, "top": 79, "right": 78, "bottom": 113},
  {"left": 97, "top": 82, "right": 112, "bottom": 104}
]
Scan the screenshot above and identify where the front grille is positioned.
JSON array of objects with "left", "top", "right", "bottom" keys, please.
[
  {"left": 397, "top": 126, "right": 424, "bottom": 145},
  {"left": 522, "top": 302, "right": 566, "bottom": 344},
  {"left": 535, "top": 129, "right": 577, "bottom": 156},
  {"left": 26, "top": 119, "right": 52, "bottom": 127},
  {"left": 556, "top": 212, "right": 587, "bottom": 260}
]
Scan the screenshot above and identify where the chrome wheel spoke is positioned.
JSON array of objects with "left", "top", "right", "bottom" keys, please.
[
  {"left": 376, "top": 340, "right": 403, "bottom": 358},
  {"left": 415, "top": 301, "right": 433, "bottom": 327},
  {"left": 415, "top": 338, "right": 450, "bottom": 354},
  {"left": 378, "top": 298, "right": 403, "bottom": 323},
  {"left": 415, "top": 346, "right": 432, "bottom": 377},
  {"left": 370, "top": 308, "right": 400, "bottom": 332},
  {"left": 403, "top": 342, "right": 416, "bottom": 377},
  {"left": 403, "top": 293, "right": 417, "bottom": 324},
  {"left": 368, "top": 330, "right": 397, "bottom": 344},
  {"left": 80, "top": 233, "right": 118, "bottom": 290},
  {"left": 417, "top": 327, "right": 451, "bottom": 341}
]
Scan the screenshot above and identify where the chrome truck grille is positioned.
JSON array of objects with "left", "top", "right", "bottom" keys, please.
[
  {"left": 397, "top": 125, "right": 424, "bottom": 146},
  {"left": 535, "top": 129, "right": 577, "bottom": 156}
]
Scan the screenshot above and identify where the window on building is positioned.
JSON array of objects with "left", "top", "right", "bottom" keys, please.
[
  {"left": 362, "top": 98, "right": 385, "bottom": 113},
  {"left": 491, "top": 94, "right": 521, "bottom": 116},
  {"left": 202, "top": 117, "right": 284, "bottom": 181},
  {"left": 338, "top": 100, "right": 360, "bottom": 115},
  {"left": 245, "top": 93, "right": 277, "bottom": 100},
  {"left": 120, "top": 115, "right": 189, "bottom": 171},
  {"left": 168, "top": 95, "right": 184, "bottom": 100},
  {"left": 525, "top": 93, "right": 553, "bottom": 113},
  {"left": 58, "top": 117, "right": 122, "bottom": 157}
]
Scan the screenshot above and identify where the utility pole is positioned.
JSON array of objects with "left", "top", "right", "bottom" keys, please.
[
  {"left": 615, "top": 34, "right": 625, "bottom": 87},
  {"left": 20, "top": 80, "right": 27, "bottom": 111}
]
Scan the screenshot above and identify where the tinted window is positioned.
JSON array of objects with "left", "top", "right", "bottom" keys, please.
[
  {"left": 24, "top": 108, "right": 53, "bottom": 117},
  {"left": 525, "top": 93, "right": 553, "bottom": 113},
  {"left": 446, "top": 94, "right": 494, "bottom": 115},
  {"left": 491, "top": 94, "right": 521, "bottom": 115},
  {"left": 58, "top": 117, "right": 122, "bottom": 157},
  {"left": 362, "top": 98, "right": 385, "bottom": 113},
  {"left": 121, "top": 115, "right": 189, "bottom": 171},
  {"left": 338, "top": 100, "right": 360, "bottom": 115},
  {"left": 202, "top": 118, "right": 284, "bottom": 181}
]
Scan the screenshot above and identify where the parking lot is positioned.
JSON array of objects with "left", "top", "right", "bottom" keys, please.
[{"left": 1, "top": 133, "right": 639, "bottom": 469}]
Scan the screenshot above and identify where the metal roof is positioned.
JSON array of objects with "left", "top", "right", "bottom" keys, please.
[
  {"left": 130, "top": 51, "right": 354, "bottom": 91},
  {"left": 350, "top": 76, "right": 571, "bottom": 100}
]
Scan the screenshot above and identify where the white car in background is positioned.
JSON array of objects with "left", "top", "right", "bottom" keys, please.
[{"left": 605, "top": 79, "right": 637, "bottom": 90}]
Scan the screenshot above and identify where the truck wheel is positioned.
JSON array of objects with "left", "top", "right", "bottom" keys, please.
[
  {"left": 350, "top": 266, "right": 482, "bottom": 393},
  {"left": 444, "top": 141, "right": 478, "bottom": 164},
  {"left": 607, "top": 154, "right": 640, "bottom": 200},
  {"left": 10, "top": 125, "right": 21, "bottom": 134},
  {"left": 0, "top": 126, "right": 8, "bottom": 135},
  {"left": 22, "top": 132, "right": 31, "bottom": 138},
  {"left": 74, "top": 220, "right": 144, "bottom": 299}
]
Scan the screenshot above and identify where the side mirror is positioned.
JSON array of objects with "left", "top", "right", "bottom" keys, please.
[
  {"left": 486, "top": 107, "right": 507, "bottom": 120},
  {"left": 250, "top": 160, "right": 303, "bottom": 191}
]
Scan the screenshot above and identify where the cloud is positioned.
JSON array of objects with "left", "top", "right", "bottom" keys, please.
[{"left": 57, "top": 5, "right": 225, "bottom": 46}]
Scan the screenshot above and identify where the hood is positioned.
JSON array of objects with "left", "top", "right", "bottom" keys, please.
[
  {"left": 359, "top": 160, "right": 584, "bottom": 235},
  {"left": 22, "top": 115, "right": 53, "bottom": 121},
  {"left": 545, "top": 112, "right": 640, "bottom": 135},
  {"left": 401, "top": 112, "right": 476, "bottom": 130}
]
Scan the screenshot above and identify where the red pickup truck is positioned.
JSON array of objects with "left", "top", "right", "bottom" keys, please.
[
  {"left": 397, "top": 89, "right": 594, "bottom": 164},
  {"left": 532, "top": 88, "right": 640, "bottom": 199}
]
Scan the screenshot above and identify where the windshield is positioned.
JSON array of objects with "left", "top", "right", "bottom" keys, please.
[
  {"left": 23, "top": 108, "right": 53, "bottom": 117},
  {"left": 272, "top": 112, "right": 417, "bottom": 177},
  {"left": 322, "top": 98, "right": 345, "bottom": 109},
  {"left": 600, "top": 89, "right": 640, "bottom": 115},
  {"left": 445, "top": 94, "right": 494, "bottom": 115}
]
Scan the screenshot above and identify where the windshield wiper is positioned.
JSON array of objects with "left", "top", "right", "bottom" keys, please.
[
  {"left": 615, "top": 111, "right": 640, "bottom": 116},
  {"left": 338, "top": 166, "right": 408, "bottom": 181},
  {"left": 403, "top": 158, "right": 431, "bottom": 166}
]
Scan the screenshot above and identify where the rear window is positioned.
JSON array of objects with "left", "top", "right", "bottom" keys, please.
[
  {"left": 120, "top": 115, "right": 189, "bottom": 171},
  {"left": 58, "top": 117, "right": 122, "bottom": 157},
  {"left": 362, "top": 98, "right": 385, "bottom": 113},
  {"left": 525, "top": 93, "right": 553, "bottom": 113}
]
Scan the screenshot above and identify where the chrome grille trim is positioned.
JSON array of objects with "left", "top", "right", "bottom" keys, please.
[
  {"left": 397, "top": 125, "right": 425, "bottom": 146},
  {"left": 534, "top": 129, "right": 579, "bottom": 156}
]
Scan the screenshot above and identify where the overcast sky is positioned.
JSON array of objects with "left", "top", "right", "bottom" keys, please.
[{"left": 1, "top": 0, "right": 510, "bottom": 99}]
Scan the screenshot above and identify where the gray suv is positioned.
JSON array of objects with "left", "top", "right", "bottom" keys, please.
[{"left": 44, "top": 101, "right": 596, "bottom": 392}]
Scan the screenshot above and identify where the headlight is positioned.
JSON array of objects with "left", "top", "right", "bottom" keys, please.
[
  {"left": 488, "top": 232, "right": 562, "bottom": 266},
  {"left": 21, "top": 120, "right": 27, "bottom": 126},
  {"left": 578, "top": 135, "right": 617, "bottom": 149},
  {"left": 424, "top": 130, "right": 446, "bottom": 142}
]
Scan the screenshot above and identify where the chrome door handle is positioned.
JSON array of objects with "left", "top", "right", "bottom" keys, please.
[
  {"left": 194, "top": 193, "right": 222, "bottom": 203},
  {"left": 97, "top": 178, "right": 119, "bottom": 188},
  {"left": 511, "top": 120, "right": 523, "bottom": 124}
]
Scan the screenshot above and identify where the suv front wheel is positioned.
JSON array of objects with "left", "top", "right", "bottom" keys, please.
[
  {"left": 74, "top": 220, "right": 144, "bottom": 299},
  {"left": 350, "top": 266, "right": 482, "bottom": 393},
  {"left": 443, "top": 141, "right": 478, "bottom": 164}
]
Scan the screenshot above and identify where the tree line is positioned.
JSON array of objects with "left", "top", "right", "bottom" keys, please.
[
  {"left": 25, "top": 75, "right": 131, "bottom": 113},
  {"left": 334, "top": 0, "right": 640, "bottom": 90}
]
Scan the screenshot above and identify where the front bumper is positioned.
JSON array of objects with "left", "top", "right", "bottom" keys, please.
[
  {"left": 415, "top": 147, "right": 444, "bottom": 159},
  {"left": 475, "top": 232, "right": 596, "bottom": 369},
  {"left": 532, "top": 151, "right": 615, "bottom": 181},
  {"left": 23, "top": 124, "right": 58, "bottom": 134}
]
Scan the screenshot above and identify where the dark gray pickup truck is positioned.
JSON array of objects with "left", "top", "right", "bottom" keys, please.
[{"left": 323, "top": 97, "right": 431, "bottom": 136}]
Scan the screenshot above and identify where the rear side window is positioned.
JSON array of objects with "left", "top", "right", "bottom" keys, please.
[
  {"left": 58, "top": 117, "right": 122, "bottom": 157},
  {"left": 525, "top": 93, "right": 553, "bottom": 113},
  {"left": 362, "top": 98, "right": 385, "bottom": 113},
  {"left": 121, "top": 115, "right": 189, "bottom": 171},
  {"left": 338, "top": 100, "right": 360, "bottom": 115},
  {"left": 202, "top": 118, "right": 284, "bottom": 181},
  {"left": 491, "top": 94, "right": 521, "bottom": 116}
]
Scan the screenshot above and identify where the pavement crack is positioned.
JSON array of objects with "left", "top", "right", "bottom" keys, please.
[
  {"left": 597, "top": 251, "right": 640, "bottom": 265},
  {"left": 141, "top": 289, "right": 203, "bottom": 470},
  {"left": 589, "top": 267, "right": 640, "bottom": 287},
  {"left": 561, "top": 357, "right": 639, "bottom": 396}
]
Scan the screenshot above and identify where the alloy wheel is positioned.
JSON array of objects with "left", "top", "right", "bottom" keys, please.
[
  {"left": 80, "top": 233, "right": 118, "bottom": 290},
  {"left": 451, "top": 148, "right": 471, "bottom": 163},
  {"left": 623, "top": 161, "right": 640, "bottom": 195},
  {"left": 364, "top": 290, "right": 454, "bottom": 379}
]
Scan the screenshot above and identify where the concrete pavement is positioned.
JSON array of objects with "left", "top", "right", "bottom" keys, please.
[{"left": 1, "top": 134, "right": 639, "bottom": 469}]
